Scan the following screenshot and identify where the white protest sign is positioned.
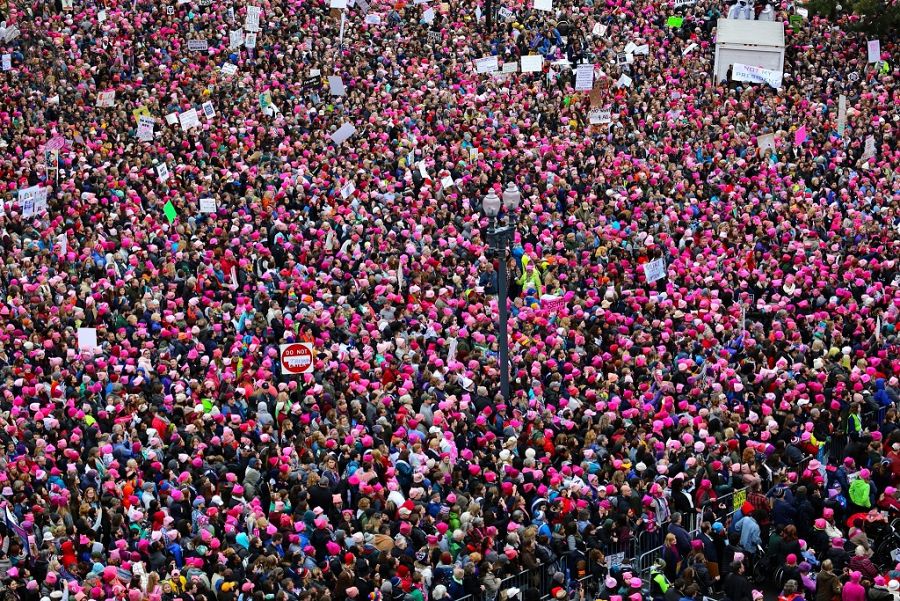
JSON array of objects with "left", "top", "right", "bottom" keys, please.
[
  {"left": 56, "top": 233, "right": 67, "bottom": 256},
  {"left": 77, "top": 328, "right": 99, "bottom": 353},
  {"left": 199, "top": 198, "right": 217, "bottom": 213},
  {"left": 624, "top": 42, "right": 637, "bottom": 54},
  {"left": 202, "top": 101, "right": 216, "bottom": 119},
  {"left": 165, "top": 112, "right": 178, "bottom": 125},
  {"left": 245, "top": 6, "right": 261, "bottom": 31},
  {"left": 731, "top": 63, "right": 782, "bottom": 89},
  {"left": 520, "top": 55, "right": 543, "bottom": 73},
  {"left": 674, "top": 0, "right": 696, "bottom": 7},
  {"left": 502, "top": 61, "right": 518, "bottom": 73},
  {"left": 244, "top": 32, "right": 256, "bottom": 48},
  {"left": 330, "top": 0, "right": 348, "bottom": 7},
  {"left": 340, "top": 181, "right": 356, "bottom": 199},
  {"left": 533, "top": 0, "right": 552, "bottom": 10},
  {"left": 357, "top": 0, "right": 370, "bottom": 13},
  {"left": 166, "top": 5, "right": 175, "bottom": 14},
  {"left": 18, "top": 186, "right": 49, "bottom": 218},
  {"left": 682, "top": 42, "right": 698, "bottom": 55},
  {"left": 96, "top": 90, "right": 116, "bottom": 107},
  {"left": 441, "top": 175, "right": 455, "bottom": 189},
  {"left": 837, "top": 94, "right": 847, "bottom": 137},
  {"left": 330, "top": 123, "right": 357, "bottom": 145},
  {"left": 634, "top": 44, "right": 649, "bottom": 55},
  {"left": 474, "top": 56, "right": 499, "bottom": 74},
  {"left": 229, "top": 29, "right": 244, "bottom": 49},
  {"left": 643, "top": 258, "right": 666, "bottom": 283},
  {"left": 328, "top": 76, "right": 346, "bottom": 96},
  {"left": 156, "top": 163, "right": 170, "bottom": 182},
  {"left": 588, "top": 109, "right": 612, "bottom": 125},
  {"left": 616, "top": 73, "right": 632, "bottom": 87},
  {"left": 867, "top": 39, "right": 880, "bottom": 63},
  {"left": 137, "top": 116, "right": 155, "bottom": 141},
  {"left": 423, "top": 8, "right": 435, "bottom": 22},
  {"left": 179, "top": 108, "right": 201, "bottom": 131},
  {"left": 862, "top": 135, "right": 876, "bottom": 161},
  {"left": 98, "top": 9, "right": 107, "bottom": 21},
  {"left": 221, "top": 62, "right": 238, "bottom": 77},
  {"left": 4, "top": 25, "right": 19, "bottom": 42},
  {"left": 1, "top": 54, "right": 9, "bottom": 71},
  {"left": 796, "top": 7, "right": 808, "bottom": 16},
  {"left": 756, "top": 133, "right": 775, "bottom": 154},
  {"left": 499, "top": 6, "right": 514, "bottom": 20},
  {"left": 365, "top": 14, "right": 382, "bottom": 24},
  {"left": 592, "top": 23, "right": 607, "bottom": 37},
  {"left": 575, "top": 63, "right": 594, "bottom": 91},
  {"left": 188, "top": 39, "right": 208, "bottom": 51}
]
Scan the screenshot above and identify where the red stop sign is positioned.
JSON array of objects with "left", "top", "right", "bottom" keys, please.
[{"left": 279, "top": 343, "right": 314, "bottom": 374}]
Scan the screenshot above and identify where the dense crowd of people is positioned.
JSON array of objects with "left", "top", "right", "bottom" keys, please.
[{"left": 0, "top": 0, "right": 898, "bottom": 600}]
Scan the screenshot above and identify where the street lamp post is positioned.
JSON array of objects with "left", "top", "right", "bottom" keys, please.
[{"left": 482, "top": 183, "right": 521, "bottom": 403}]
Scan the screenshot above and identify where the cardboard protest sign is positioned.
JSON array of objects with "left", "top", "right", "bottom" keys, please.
[
  {"left": 330, "top": 123, "right": 357, "bottom": 145},
  {"left": 229, "top": 29, "right": 244, "bottom": 49},
  {"left": 867, "top": 39, "right": 880, "bottom": 63},
  {"left": 474, "top": 56, "right": 499, "bottom": 73},
  {"left": 96, "top": 90, "right": 116, "bottom": 107},
  {"left": 245, "top": 6, "right": 261, "bottom": 31},
  {"left": 588, "top": 109, "right": 612, "bottom": 124},
  {"left": 731, "top": 63, "right": 782, "bottom": 89},
  {"left": 756, "top": 133, "right": 775, "bottom": 154},
  {"left": 77, "top": 328, "right": 99, "bottom": 353},
  {"left": 520, "top": 55, "right": 543, "bottom": 73},
  {"left": 837, "top": 95, "right": 846, "bottom": 137},
  {"left": 643, "top": 258, "right": 666, "bottom": 282},
  {"left": 137, "top": 116, "right": 155, "bottom": 141},
  {"left": 179, "top": 108, "right": 201, "bottom": 131},
  {"left": 575, "top": 63, "right": 594, "bottom": 91},
  {"left": 163, "top": 201, "right": 178, "bottom": 223},
  {"left": 156, "top": 163, "right": 170, "bottom": 182},
  {"left": 328, "top": 76, "right": 346, "bottom": 96}
]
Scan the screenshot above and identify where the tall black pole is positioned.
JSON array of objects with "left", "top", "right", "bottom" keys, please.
[{"left": 497, "top": 250, "right": 510, "bottom": 402}]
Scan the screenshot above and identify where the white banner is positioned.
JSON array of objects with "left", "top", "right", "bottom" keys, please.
[
  {"left": 731, "top": 62, "right": 782, "bottom": 89},
  {"left": 199, "top": 198, "right": 217, "bottom": 213},
  {"left": 188, "top": 39, "right": 208, "bottom": 51},
  {"left": 674, "top": 0, "right": 696, "bottom": 7}
]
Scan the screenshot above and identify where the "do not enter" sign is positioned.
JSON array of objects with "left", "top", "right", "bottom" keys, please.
[{"left": 279, "top": 343, "right": 314, "bottom": 375}]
